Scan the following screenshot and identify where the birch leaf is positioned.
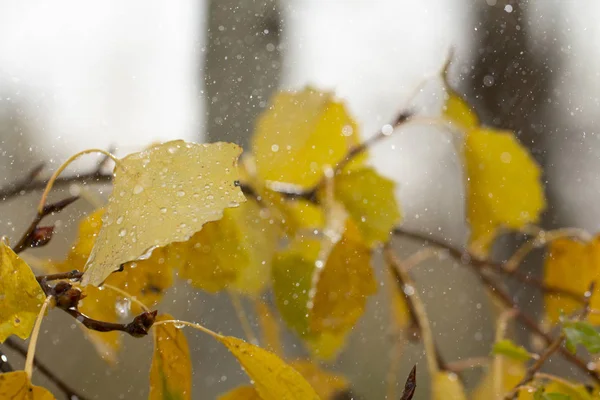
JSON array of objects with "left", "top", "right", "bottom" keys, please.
[
  {"left": 544, "top": 236, "right": 600, "bottom": 325},
  {"left": 0, "top": 371, "right": 55, "bottom": 400},
  {"left": 149, "top": 314, "right": 192, "bottom": 400},
  {"left": 443, "top": 91, "right": 479, "bottom": 131},
  {"left": 82, "top": 140, "right": 246, "bottom": 286},
  {"left": 334, "top": 167, "right": 401, "bottom": 247},
  {"left": 252, "top": 87, "right": 361, "bottom": 189},
  {"left": 218, "top": 335, "right": 320, "bottom": 400},
  {"left": 464, "top": 128, "right": 545, "bottom": 255},
  {"left": 272, "top": 223, "right": 376, "bottom": 359},
  {"left": 471, "top": 358, "right": 526, "bottom": 400},
  {"left": 0, "top": 242, "right": 46, "bottom": 343}
]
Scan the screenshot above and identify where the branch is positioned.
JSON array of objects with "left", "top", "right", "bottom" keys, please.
[
  {"left": 4, "top": 337, "right": 89, "bottom": 400},
  {"left": 392, "top": 228, "right": 586, "bottom": 303},
  {"left": 12, "top": 196, "right": 79, "bottom": 254},
  {"left": 391, "top": 228, "right": 600, "bottom": 384},
  {"left": 0, "top": 164, "right": 112, "bottom": 203}
]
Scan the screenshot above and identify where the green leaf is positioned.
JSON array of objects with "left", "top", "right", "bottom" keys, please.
[
  {"left": 563, "top": 320, "right": 600, "bottom": 354},
  {"left": 491, "top": 339, "right": 533, "bottom": 362}
]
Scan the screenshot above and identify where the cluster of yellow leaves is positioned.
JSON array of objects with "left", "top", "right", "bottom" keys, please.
[
  {"left": 442, "top": 83, "right": 546, "bottom": 256},
  {"left": 544, "top": 235, "right": 600, "bottom": 325}
]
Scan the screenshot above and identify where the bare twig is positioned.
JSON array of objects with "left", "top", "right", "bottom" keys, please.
[
  {"left": 4, "top": 337, "right": 89, "bottom": 400},
  {"left": 391, "top": 228, "right": 600, "bottom": 384},
  {"left": 0, "top": 164, "right": 112, "bottom": 202},
  {"left": 392, "top": 228, "right": 586, "bottom": 303},
  {"left": 12, "top": 196, "right": 79, "bottom": 254}
]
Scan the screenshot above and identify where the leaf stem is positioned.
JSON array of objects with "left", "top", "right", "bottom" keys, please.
[
  {"left": 228, "top": 291, "right": 258, "bottom": 345},
  {"left": 25, "top": 295, "right": 52, "bottom": 380},
  {"left": 102, "top": 284, "right": 150, "bottom": 313},
  {"left": 37, "top": 149, "right": 118, "bottom": 214},
  {"left": 384, "top": 245, "right": 439, "bottom": 377}
]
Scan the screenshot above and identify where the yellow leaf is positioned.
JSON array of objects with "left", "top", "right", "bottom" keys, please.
[
  {"left": 173, "top": 199, "right": 279, "bottom": 295},
  {"left": 218, "top": 386, "right": 262, "bottom": 400},
  {"left": 443, "top": 91, "right": 479, "bottom": 131},
  {"left": 82, "top": 140, "right": 246, "bottom": 286},
  {"left": 544, "top": 236, "right": 600, "bottom": 325},
  {"left": 53, "top": 210, "right": 174, "bottom": 362},
  {"left": 431, "top": 371, "right": 467, "bottom": 400},
  {"left": 218, "top": 335, "right": 320, "bottom": 400},
  {"left": 256, "top": 301, "right": 283, "bottom": 356},
  {"left": 334, "top": 167, "right": 401, "bottom": 247},
  {"left": 309, "top": 232, "right": 376, "bottom": 334},
  {"left": 252, "top": 87, "right": 361, "bottom": 189},
  {"left": 471, "top": 358, "right": 526, "bottom": 400},
  {"left": 0, "top": 371, "right": 55, "bottom": 399},
  {"left": 464, "top": 128, "right": 545, "bottom": 255},
  {"left": 290, "top": 360, "right": 349, "bottom": 400},
  {"left": 149, "top": 314, "right": 192, "bottom": 400},
  {"left": 0, "top": 243, "right": 46, "bottom": 343},
  {"left": 272, "top": 224, "right": 376, "bottom": 359}
]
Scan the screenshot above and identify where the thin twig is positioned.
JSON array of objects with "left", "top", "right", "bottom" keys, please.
[
  {"left": 12, "top": 196, "right": 79, "bottom": 254},
  {"left": 505, "top": 283, "right": 596, "bottom": 399},
  {"left": 392, "top": 228, "right": 586, "bottom": 303},
  {"left": 391, "top": 228, "right": 600, "bottom": 384},
  {"left": 4, "top": 338, "right": 89, "bottom": 400}
]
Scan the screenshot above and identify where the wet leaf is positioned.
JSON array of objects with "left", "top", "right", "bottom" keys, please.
[
  {"left": 0, "top": 371, "right": 55, "bottom": 399},
  {"left": 492, "top": 339, "right": 533, "bottom": 362},
  {"left": 252, "top": 87, "right": 361, "bottom": 189},
  {"left": 218, "top": 386, "right": 262, "bottom": 400},
  {"left": 174, "top": 199, "right": 279, "bottom": 295},
  {"left": 217, "top": 335, "right": 320, "bottom": 400},
  {"left": 431, "top": 372, "right": 467, "bottom": 400},
  {"left": 464, "top": 128, "right": 545, "bottom": 255},
  {"left": 563, "top": 320, "right": 600, "bottom": 354},
  {"left": 52, "top": 210, "right": 174, "bottom": 363},
  {"left": 82, "top": 140, "right": 246, "bottom": 286},
  {"left": 400, "top": 366, "right": 417, "bottom": 400},
  {"left": 334, "top": 167, "right": 401, "bottom": 247},
  {"left": 149, "top": 314, "right": 192, "bottom": 400},
  {"left": 290, "top": 360, "right": 349, "bottom": 399},
  {"left": 272, "top": 224, "right": 376, "bottom": 359},
  {"left": 0, "top": 242, "right": 46, "bottom": 343},
  {"left": 544, "top": 236, "right": 600, "bottom": 325}
]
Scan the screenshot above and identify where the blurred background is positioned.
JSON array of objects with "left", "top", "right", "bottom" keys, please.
[{"left": 1, "top": 0, "right": 600, "bottom": 399}]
